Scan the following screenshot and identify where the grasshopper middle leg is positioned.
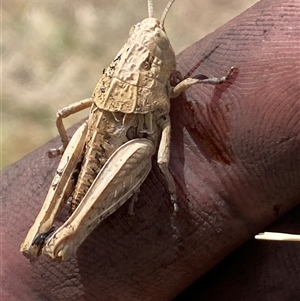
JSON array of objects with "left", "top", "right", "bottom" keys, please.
[{"left": 157, "top": 115, "right": 178, "bottom": 212}]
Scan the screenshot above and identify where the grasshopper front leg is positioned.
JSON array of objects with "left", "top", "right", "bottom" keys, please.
[
  {"left": 170, "top": 67, "right": 235, "bottom": 98},
  {"left": 49, "top": 98, "right": 93, "bottom": 158}
]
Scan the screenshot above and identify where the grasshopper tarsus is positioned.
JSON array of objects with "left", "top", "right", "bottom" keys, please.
[
  {"left": 32, "top": 226, "right": 55, "bottom": 247},
  {"left": 215, "top": 66, "right": 236, "bottom": 83},
  {"left": 169, "top": 192, "right": 178, "bottom": 212},
  {"left": 226, "top": 66, "right": 236, "bottom": 78},
  {"left": 48, "top": 146, "right": 64, "bottom": 158}
]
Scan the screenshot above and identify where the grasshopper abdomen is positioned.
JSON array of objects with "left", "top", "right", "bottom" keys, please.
[{"left": 70, "top": 108, "right": 138, "bottom": 211}]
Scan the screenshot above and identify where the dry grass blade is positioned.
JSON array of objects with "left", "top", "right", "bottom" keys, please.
[{"left": 255, "top": 232, "right": 300, "bottom": 241}]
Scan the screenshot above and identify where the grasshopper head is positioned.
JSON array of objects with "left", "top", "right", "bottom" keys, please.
[
  {"left": 128, "top": 17, "right": 175, "bottom": 69},
  {"left": 126, "top": 0, "right": 176, "bottom": 76}
]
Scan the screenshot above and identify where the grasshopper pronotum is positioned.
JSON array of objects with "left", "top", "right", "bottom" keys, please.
[{"left": 20, "top": 0, "right": 234, "bottom": 261}]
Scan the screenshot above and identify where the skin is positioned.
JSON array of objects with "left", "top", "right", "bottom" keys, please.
[
  {"left": 1, "top": 0, "right": 299, "bottom": 300},
  {"left": 175, "top": 205, "right": 300, "bottom": 300}
]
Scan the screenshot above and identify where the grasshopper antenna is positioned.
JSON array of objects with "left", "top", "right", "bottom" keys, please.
[
  {"left": 160, "top": 0, "right": 175, "bottom": 28},
  {"left": 148, "top": 0, "right": 154, "bottom": 18}
]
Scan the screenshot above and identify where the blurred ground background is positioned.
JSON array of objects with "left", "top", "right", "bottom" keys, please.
[{"left": 2, "top": 0, "right": 258, "bottom": 168}]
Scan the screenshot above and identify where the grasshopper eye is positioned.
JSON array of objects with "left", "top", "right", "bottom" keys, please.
[{"left": 153, "top": 27, "right": 169, "bottom": 49}]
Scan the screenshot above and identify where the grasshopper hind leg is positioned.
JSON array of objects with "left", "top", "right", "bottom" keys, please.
[{"left": 42, "top": 138, "right": 155, "bottom": 260}]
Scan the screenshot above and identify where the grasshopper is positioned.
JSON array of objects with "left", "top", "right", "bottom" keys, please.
[{"left": 20, "top": 0, "right": 234, "bottom": 261}]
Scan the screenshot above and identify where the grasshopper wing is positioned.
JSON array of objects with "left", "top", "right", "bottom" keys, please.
[
  {"left": 20, "top": 121, "right": 88, "bottom": 260},
  {"left": 43, "top": 138, "right": 155, "bottom": 260}
]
